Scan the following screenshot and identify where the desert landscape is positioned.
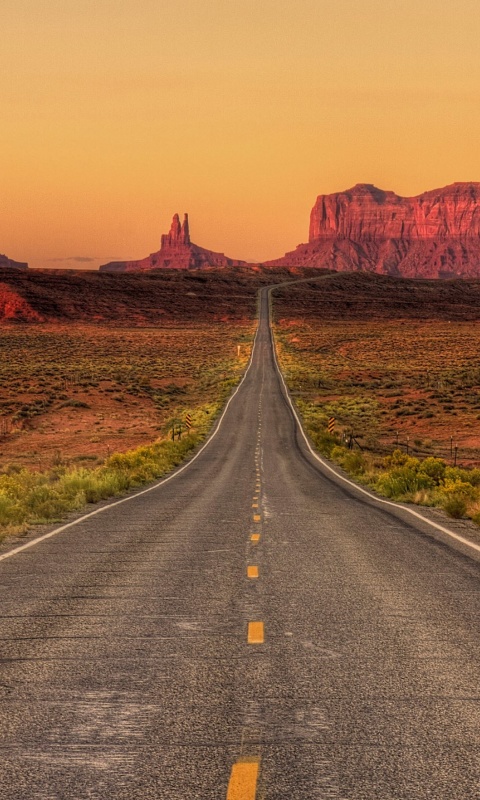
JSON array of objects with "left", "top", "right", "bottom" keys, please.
[
  {"left": 272, "top": 272, "right": 480, "bottom": 524},
  {"left": 1, "top": 4, "right": 480, "bottom": 797},
  {"left": 3, "top": 262, "right": 480, "bottom": 533},
  {"left": 0, "top": 268, "right": 267, "bottom": 534},
  {"left": 4, "top": 184, "right": 480, "bottom": 536},
  {"left": 0, "top": 322, "right": 255, "bottom": 472}
]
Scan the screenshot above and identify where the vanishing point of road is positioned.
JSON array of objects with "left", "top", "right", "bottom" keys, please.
[{"left": 0, "top": 289, "right": 479, "bottom": 799}]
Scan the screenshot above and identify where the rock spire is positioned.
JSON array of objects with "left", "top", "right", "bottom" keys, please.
[
  {"left": 100, "top": 213, "right": 247, "bottom": 272},
  {"left": 160, "top": 213, "right": 191, "bottom": 249}
]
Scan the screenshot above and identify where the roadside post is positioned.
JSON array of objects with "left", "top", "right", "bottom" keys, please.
[{"left": 171, "top": 418, "right": 183, "bottom": 440}]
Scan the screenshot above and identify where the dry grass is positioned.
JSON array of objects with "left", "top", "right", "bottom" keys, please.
[
  {"left": 273, "top": 318, "right": 480, "bottom": 465},
  {"left": 272, "top": 291, "right": 480, "bottom": 526},
  {"left": 0, "top": 323, "right": 254, "bottom": 473},
  {"left": 0, "top": 320, "right": 255, "bottom": 538}
]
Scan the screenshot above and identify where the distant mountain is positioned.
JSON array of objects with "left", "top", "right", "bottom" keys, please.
[
  {"left": 0, "top": 253, "right": 28, "bottom": 270},
  {"left": 264, "top": 183, "right": 480, "bottom": 277},
  {"left": 100, "top": 214, "right": 248, "bottom": 272}
]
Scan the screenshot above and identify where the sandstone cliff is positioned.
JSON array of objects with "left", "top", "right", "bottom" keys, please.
[
  {"left": 265, "top": 183, "right": 480, "bottom": 277},
  {"left": 100, "top": 214, "right": 248, "bottom": 272}
]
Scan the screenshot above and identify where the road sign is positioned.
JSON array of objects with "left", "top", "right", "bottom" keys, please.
[
  {"left": 185, "top": 413, "right": 192, "bottom": 429},
  {"left": 328, "top": 416, "right": 335, "bottom": 434}
]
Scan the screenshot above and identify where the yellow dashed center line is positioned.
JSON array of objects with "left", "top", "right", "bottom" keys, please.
[
  {"left": 250, "top": 533, "right": 260, "bottom": 543},
  {"left": 247, "top": 621, "right": 264, "bottom": 644},
  {"left": 226, "top": 759, "right": 260, "bottom": 800},
  {"left": 252, "top": 503, "right": 258, "bottom": 508},
  {"left": 247, "top": 565, "right": 259, "bottom": 579},
  {"left": 253, "top": 514, "right": 261, "bottom": 522}
]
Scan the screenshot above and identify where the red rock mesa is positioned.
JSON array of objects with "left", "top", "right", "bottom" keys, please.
[
  {"left": 0, "top": 253, "right": 28, "bottom": 270},
  {"left": 264, "top": 183, "right": 480, "bottom": 277}
]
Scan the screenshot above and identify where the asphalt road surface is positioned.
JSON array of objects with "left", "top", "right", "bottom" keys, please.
[{"left": 0, "top": 290, "right": 479, "bottom": 799}]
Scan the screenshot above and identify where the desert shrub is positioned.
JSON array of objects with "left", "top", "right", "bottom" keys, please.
[
  {"left": 343, "top": 451, "right": 367, "bottom": 474},
  {"left": 444, "top": 466, "right": 480, "bottom": 487},
  {"left": 2, "top": 463, "right": 23, "bottom": 476},
  {"left": 383, "top": 450, "right": 418, "bottom": 469},
  {"left": 418, "top": 457, "right": 446, "bottom": 482},
  {"left": 0, "top": 399, "right": 216, "bottom": 537},
  {"left": 312, "top": 431, "right": 338, "bottom": 457},
  {"left": 375, "top": 467, "right": 434, "bottom": 500},
  {"left": 442, "top": 494, "right": 467, "bottom": 519},
  {"left": 330, "top": 446, "right": 345, "bottom": 462},
  {"left": 59, "top": 400, "right": 90, "bottom": 409},
  {"left": 0, "top": 493, "right": 26, "bottom": 526},
  {"left": 84, "top": 473, "right": 128, "bottom": 502},
  {"left": 438, "top": 477, "right": 478, "bottom": 501},
  {"left": 330, "top": 447, "right": 366, "bottom": 475}
]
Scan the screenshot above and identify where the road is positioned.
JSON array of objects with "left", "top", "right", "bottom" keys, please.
[{"left": 0, "top": 289, "right": 479, "bottom": 799}]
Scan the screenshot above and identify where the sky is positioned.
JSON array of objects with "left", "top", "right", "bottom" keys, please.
[{"left": 2, "top": 0, "right": 480, "bottom": 268}]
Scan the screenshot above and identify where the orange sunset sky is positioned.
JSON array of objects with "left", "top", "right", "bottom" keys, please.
[{"left": 2, "top": 0, "right": 480, "bottom": 269}]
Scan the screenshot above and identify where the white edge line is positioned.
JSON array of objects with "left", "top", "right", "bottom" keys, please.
[
  {"left": 268, "top": 287, "right": 480, "bottom": 555},
  {"left": 0, "top": 321, "right": 260, "bottom": 563}
]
